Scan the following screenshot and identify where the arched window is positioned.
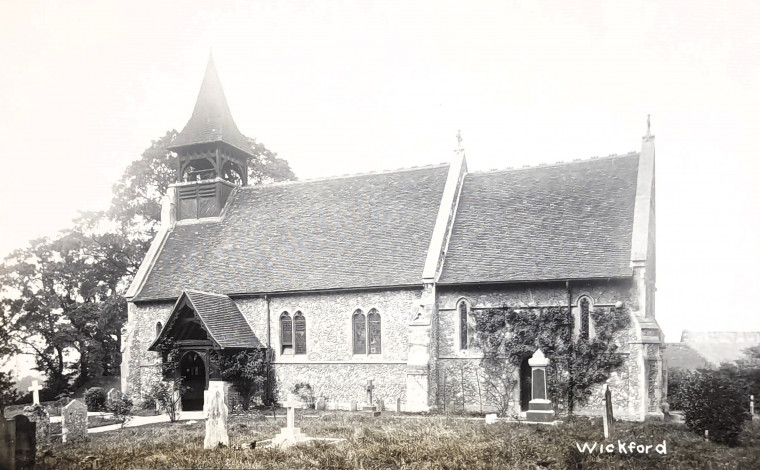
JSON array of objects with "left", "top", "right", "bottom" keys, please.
[
  {"left": 353, "top": 310, "right": 366, "bottom": 354},
  {"left": 280, "top": 312, "right": 293, "bottom": 353},
  {"left": 457, "top": 299, "right": 473, "bottom": 351},
  {"left": 580, "top": 297, "right": 591, "bottom": 340},
  {"left": 353, "top": 309, "right": 382, "bottom": 354},
  {"left": 294, "top": 312, "right": 306, "bottom": 355},
  {"left": 155, "top": 322, "right": 162, "bottom": 339},
  {"left": 368, "top": 309, "right": 381, "bottom": 354}
]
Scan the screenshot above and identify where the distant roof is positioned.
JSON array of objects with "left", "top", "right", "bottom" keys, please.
[
  {"left": 677, "top": 331, "right": 760, "bottom": 367},
  {"left": 169, "top": 56, "right": 252, "bottom": 156},
  {"left": 439, "top": 154, "right": 640, "bottom": 284},
  {"left": 134, "top": 165, "right": 449, "bottom": 301},
  {"left": 150, "top": 290, "right": 262, "bottom": 349},
  {"left": 663, "top": 343, "right": 710, "bottom": 371}
]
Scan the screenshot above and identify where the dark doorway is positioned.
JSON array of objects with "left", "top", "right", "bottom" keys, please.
[
  {"left": 180, "top": 351, "right": 206, "bottom": 411},
  {"left": 520, "top": 356, "right": 532, "bottom": 411}
]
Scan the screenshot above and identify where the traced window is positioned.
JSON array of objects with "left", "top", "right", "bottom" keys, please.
[
  {"left": 580, "top": 297, "right": 591, "bottom": 340},
  {"left": 280, "top": 312, "right": 293, "bottom": 353},
  {"left": 294, "top": 312, "right": 307, "bottom": 355},
  {"left": 368, "top": 309, "right": 381, "bottom": 354},
  {"left": 353, "top": 310, "right": 366, "bottom": 354},
  {"left": 457, "top": 300, "right": 474, "bottom": 350}
]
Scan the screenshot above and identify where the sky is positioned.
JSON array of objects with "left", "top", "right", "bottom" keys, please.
[{"left": 0, "top": 0, "right": 758, "bottom": 342}]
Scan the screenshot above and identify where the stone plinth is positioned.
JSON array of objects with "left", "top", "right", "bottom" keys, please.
[{"left": 525, "top": 349, "right": 555, "bottom": 423}]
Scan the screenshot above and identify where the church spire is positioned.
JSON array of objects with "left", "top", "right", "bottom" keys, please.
[{"left": 169, "top": 55, "right": 252, "bottom": 158}]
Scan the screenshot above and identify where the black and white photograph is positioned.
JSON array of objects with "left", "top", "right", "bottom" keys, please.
[{"left": 1, "top": 1, "right": 759, "bottom": 469}]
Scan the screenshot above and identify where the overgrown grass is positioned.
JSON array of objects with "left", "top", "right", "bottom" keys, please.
[{"left": 35, "top": 413, "right": 760, "bottom": 469}]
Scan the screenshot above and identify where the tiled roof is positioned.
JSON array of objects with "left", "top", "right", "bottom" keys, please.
[
  {"left": 439, "top": 154, "right": 640, "bottom": 284},
  {"left": 184, "top": 290, "right": 262, "bottom": 348},
  {"left": 134, "top": 165, "right": 449, "bottom": 301},
  {"left": 169, "top": 56, "right": 252, "bottom": 155}
]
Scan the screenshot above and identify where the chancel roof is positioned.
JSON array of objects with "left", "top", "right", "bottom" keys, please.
[
  {"left": 150, "top": 290, "right": 262, "bottom": 350},
  {"left": 133, "top": 165, "right": 450, "bottom": 301},
  {"left": 169, "top": 56, "right": 252, "bottom": 155},
  {"left": 438, "top": 154, "right": 640, "bottom": 284}
]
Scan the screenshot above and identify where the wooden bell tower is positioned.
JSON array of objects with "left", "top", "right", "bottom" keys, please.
[{"left": 168, "top": 55, "right": 254, "bottom": 220}]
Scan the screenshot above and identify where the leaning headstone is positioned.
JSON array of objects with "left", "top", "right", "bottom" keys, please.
[
  {"left": 62, "top": 399, "right": 88, "bottom": 443},
  {"left": 203, "top": 387, "right": 229, "bottom": 449},
  {"left": 485, "top": 413, "right": 497, "bottom": 424},
  {"left": 602, "top": 384, "right": 615, "bottom": 439},
  {"left": 271, "top": 394, "right": 309, "bottom": 448},
  {"left": 349, "top": 399, "right": 357, "bottom": 412},
  {"left": 23, "top": 404, "right": 51, "bottom": 444},
  {"left": 0, "top": 416, "right": 16, "bottom": 470},
  {"left": 15, "top": 414, "right": 36, "bottom": 470}
]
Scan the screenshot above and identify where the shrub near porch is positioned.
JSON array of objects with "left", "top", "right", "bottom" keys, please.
[{"left": 35, "top": 414, "right": 760, "bottom": 469}]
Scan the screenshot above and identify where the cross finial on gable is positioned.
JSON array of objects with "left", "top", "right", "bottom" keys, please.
[
  {"left": 646, "top": 114, "right": 651, "bottom": 136},
  {"left": 455, "top": 130, "right": 464, "bottom": 153}
]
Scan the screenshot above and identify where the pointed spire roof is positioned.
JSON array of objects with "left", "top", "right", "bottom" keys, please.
[{"left": 169, "top": 55, "right": 252, "bottom": 157}]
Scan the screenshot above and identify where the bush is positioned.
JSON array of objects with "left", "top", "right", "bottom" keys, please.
[
  {"left": 107, "top": 396, "right": 133, "bottom": 428},
  {"left": 84, "top": 387, "right": 106, "bottom": 411},
  {"left": 667, "top": 367, "right": 690, "bottom": 410},
  {"left": 292, "top": 383, "right": 314, "bottom": 408},
  {"left": 677, "top": 371, "right": 749, "bottom": 446},
  {"left": 146, "top": 379, "right": 185, "bottom": 422}
]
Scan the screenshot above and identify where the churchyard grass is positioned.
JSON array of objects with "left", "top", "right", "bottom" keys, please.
[{"left": 34, "top": 413, "right": 760, "bottom": 469}]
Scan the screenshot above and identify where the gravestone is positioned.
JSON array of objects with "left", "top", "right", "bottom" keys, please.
[
  {"left": 62, "top": 399, "right": 88, "bottom": 443},
  {"left": 485, "top": 413, "right": 497, "bottom": 424},
  {"left": 271, "top": 394, "right": 309, "bottom": 448},
  {"left": 525, "top": 349, "right": 555, "bottom": 423},
  {"left": 23, "top": 404, "right": 50, "bottom": 445},
  {"left": 106, "top": 388, "right": 121, "bottom": 406},
  {"left": 349, "top": 399, "right": 357, "bottom": 412},
  {"left": 396, "top": 397, "right": 402, "bottom": 413},
  {"left": 602, "top": 384, "right": 615, "bottom": 438},
  {"left": 361, "top": 380, "right": 380, "bottom": 417},
  {"left": 14, "top": 414, "right": 36, "bottom": 470},
  {"left": 203, "top": 386, "right": 229, "bottom": 449},
  {"left": 0, "top": 416, "right": 16, "bottom": 470},
  {"left": 27, "top": 380, "right": 43, "bottom": 406},
  {"left": 751, "top": 395, "right": 755, "bottom": 420},
  {"left": 315, "top": 397, "right": 326, "bottom": 411}
]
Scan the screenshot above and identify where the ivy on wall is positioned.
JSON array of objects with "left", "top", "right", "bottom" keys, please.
[{"left": 472, "top": 305, "right": 630, "bottom": 415}]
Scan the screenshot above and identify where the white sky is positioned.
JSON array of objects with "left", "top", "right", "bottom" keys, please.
[{"left": 0, "top": 0, "right": 758, "bottom": 342}]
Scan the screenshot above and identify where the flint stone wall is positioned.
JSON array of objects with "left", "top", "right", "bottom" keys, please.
[
  {"left": 124, "top": 301, "right": 173, "bottom": 402},
  {"left": 274, "top": 362, "right": 406, "bottom": 406}
]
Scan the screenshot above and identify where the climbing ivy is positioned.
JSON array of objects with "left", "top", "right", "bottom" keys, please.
[
  {"left": 472, "top": 305, "right": 630, "bottom": 415},
  {"left": 209, "top": 349, "right": 272, "bottom": 410}
]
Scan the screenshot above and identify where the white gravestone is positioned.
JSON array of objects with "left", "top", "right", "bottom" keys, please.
[
  {"left": 271, "top": 394, "right": 309, "bottom": 448},
  {"left": 203, "top": 385, "right": 229, "bottom": 449},
  {"left": 62, "top": 399, "right": 88, "bottom": 443}
]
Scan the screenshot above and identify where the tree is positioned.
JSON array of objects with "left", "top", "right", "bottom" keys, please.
[
  {"left": 212, "top": 349, "right": 271, "bottom": 411},
  {"left": 472, "top": 305, "right": 630, "bottom": 416},
  {"left": 0, "top": 371, "right": 20, "bottom": 415}
]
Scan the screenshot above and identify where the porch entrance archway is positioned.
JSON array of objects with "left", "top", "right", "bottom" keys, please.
[{"left": 180, "top": 351, "right": 206, "bottom": 411}]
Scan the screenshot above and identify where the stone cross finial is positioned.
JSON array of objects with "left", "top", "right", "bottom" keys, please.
[
  {"left": 455, "top": 130, "right": 464, "bottom": 153},
  {"left": 646, "top": 114, "right": 651, "bottom": 136},
  {"left": 28, "top": 380, "right": 43, "bottom": 405},
  {"left": 282, "top": 393, "right": 299, "bottom": 430}
]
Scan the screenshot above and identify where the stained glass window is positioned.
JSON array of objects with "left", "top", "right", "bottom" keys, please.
[
  {"left": 580, "top": 298, "right": 590, "bottom": 340},
  {"left": 294, "top": 312, "right": 306, "bottom": 355},
  {"left": 459, "top": 301, "right": 469, "bottom": 350},
  {"left": 368, "top": 309, "right": 381, "bottom": 354},
  {"left": 353, "top": 310, "right": 366, "bottom": 354},
  {"left": 281, "top": 312, "right": 292, "bottom": 351}
]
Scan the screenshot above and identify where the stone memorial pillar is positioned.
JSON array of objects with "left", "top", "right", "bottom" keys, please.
[{"left": 525, "top": 349, "right": 555, "bottom": 423}]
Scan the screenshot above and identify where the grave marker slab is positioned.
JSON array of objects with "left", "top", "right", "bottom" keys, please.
[
  {"left": 485, "top": 413, "right": 497, "bottom": 424},
  {"left": 602, "top": 384, "right": 615, "bottom": 439},
  {"left": 350, "top": 399, "right": 357, "bottom": 412},
  {"left": 396, "top": 397, "right": 402, "bottom": 413},
  {"left": 23, "top": 405, "right": 50, "bottom": 445},
  {"left": 315, "top": 397, "right": 326, "bottom": 411},
  {"left": 62, "top": 399, "right": 88, "bottom": 443},
  {"left": 203, "top": 385, "right": 229, "bottom": 449},
  {"left": 14, "top": 414, "right": 36, "bottom": 470},
  {"left": 106, "top": 388, "right": 121, "bottom": 406}
]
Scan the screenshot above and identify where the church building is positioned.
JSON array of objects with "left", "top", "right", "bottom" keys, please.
[{"left": 121, "top": 57, "right": 663, "bottom": 421}]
